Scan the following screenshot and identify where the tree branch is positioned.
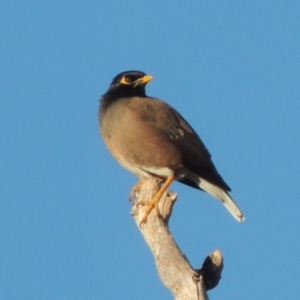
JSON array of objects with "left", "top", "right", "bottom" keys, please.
[{"left": 131, "top": 179, "right": 223, "bottom": 299}]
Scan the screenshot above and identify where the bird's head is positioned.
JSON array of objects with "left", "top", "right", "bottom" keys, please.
[{"left": 105, "top": 70, "right": 153, "bottom": 98}]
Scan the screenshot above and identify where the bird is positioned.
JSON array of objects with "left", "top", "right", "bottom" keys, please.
[{"left": 99, "top": 70, "right": 245, "bottom": 225}]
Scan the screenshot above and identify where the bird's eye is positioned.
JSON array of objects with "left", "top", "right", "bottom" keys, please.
[
  {"left": 125, "top": 76, "right": 133, "bottom": 83},
  {"left": 120, "top": 75, "right": 134, "bottom": 85}
]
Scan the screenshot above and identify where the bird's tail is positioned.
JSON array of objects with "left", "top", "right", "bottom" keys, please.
[{"left": 199, "top": 178, "right": 245, "bottom": 222}]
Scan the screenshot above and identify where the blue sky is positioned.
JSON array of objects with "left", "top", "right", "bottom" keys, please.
[{"left": 1, "top": 1, "right": 300, "bottom": 299}]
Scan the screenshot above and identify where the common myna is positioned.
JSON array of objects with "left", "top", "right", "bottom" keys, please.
[{"left": 99, "top": 70, "right": 245, "bottom": 224}]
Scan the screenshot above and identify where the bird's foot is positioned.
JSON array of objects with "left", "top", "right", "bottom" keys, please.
[
  {"left": 137, "top": 194, "right": 162, "bottom": 226},
  {"left": 137, "top": 176, "right": 175, "bottom": 226}
]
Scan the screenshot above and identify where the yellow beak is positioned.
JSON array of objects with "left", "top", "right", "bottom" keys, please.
[{"left": 134, "top": 75, "right": 153, "bottom": 86}]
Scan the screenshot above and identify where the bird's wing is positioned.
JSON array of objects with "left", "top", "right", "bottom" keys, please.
[{"left": 134, "top": 97, "right": 231, "bottom": 191}]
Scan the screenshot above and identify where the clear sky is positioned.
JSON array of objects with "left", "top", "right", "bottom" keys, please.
[{"left": 1, "top": 1, "right": 300, "bottom": 299}]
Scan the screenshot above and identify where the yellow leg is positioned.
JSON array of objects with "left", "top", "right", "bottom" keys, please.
[{"left": 139, "top": 176, "right": 175, "bottom": 226}]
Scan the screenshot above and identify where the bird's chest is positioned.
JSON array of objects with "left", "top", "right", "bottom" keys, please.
[{"left": 100, "top": 103, "right": 180, "bottom": 178}]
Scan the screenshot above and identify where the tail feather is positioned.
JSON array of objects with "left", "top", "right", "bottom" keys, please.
[{"left": 199, "top": 178, "right": 245, "bottom": 222}]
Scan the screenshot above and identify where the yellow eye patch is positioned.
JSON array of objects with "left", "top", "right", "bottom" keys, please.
[{"left": 120, "top": 76, "right": 133, "bottom": 85}]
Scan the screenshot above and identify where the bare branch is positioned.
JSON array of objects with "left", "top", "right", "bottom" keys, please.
[
  {"left": 200, "top": 250, "right": 223, "bottom": 291},
  {"left": 131, "top": 179, "right": 223, "bottom": 299}
]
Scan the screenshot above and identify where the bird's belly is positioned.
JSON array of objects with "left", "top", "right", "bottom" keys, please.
[
  {"left": 103, "top": 131, "right": 178, "bottom": 179},
  {"left": 107, "top": 143, "right": 175, "bottom": 179}
]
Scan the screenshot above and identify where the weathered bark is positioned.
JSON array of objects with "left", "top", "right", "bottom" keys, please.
[{"left": 131, "top": 179, "right": 223, "bottom": 300}]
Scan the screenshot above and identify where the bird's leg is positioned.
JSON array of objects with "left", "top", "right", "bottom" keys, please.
[{"left": 138, "top": 175, "right": 175, "bottom": 226}]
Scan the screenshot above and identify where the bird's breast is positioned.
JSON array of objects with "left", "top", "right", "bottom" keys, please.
[{"left": 100, "top": 99, "right": 183, "bottom": 178}]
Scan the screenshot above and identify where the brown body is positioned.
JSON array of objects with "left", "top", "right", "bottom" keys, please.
[{"left": 101, "top": 97, "right": 182, "bottom": 178}]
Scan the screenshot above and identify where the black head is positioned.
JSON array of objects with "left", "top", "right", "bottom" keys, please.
[{"left": 104, "top": 70, "right": 153, "bottom": 99}]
